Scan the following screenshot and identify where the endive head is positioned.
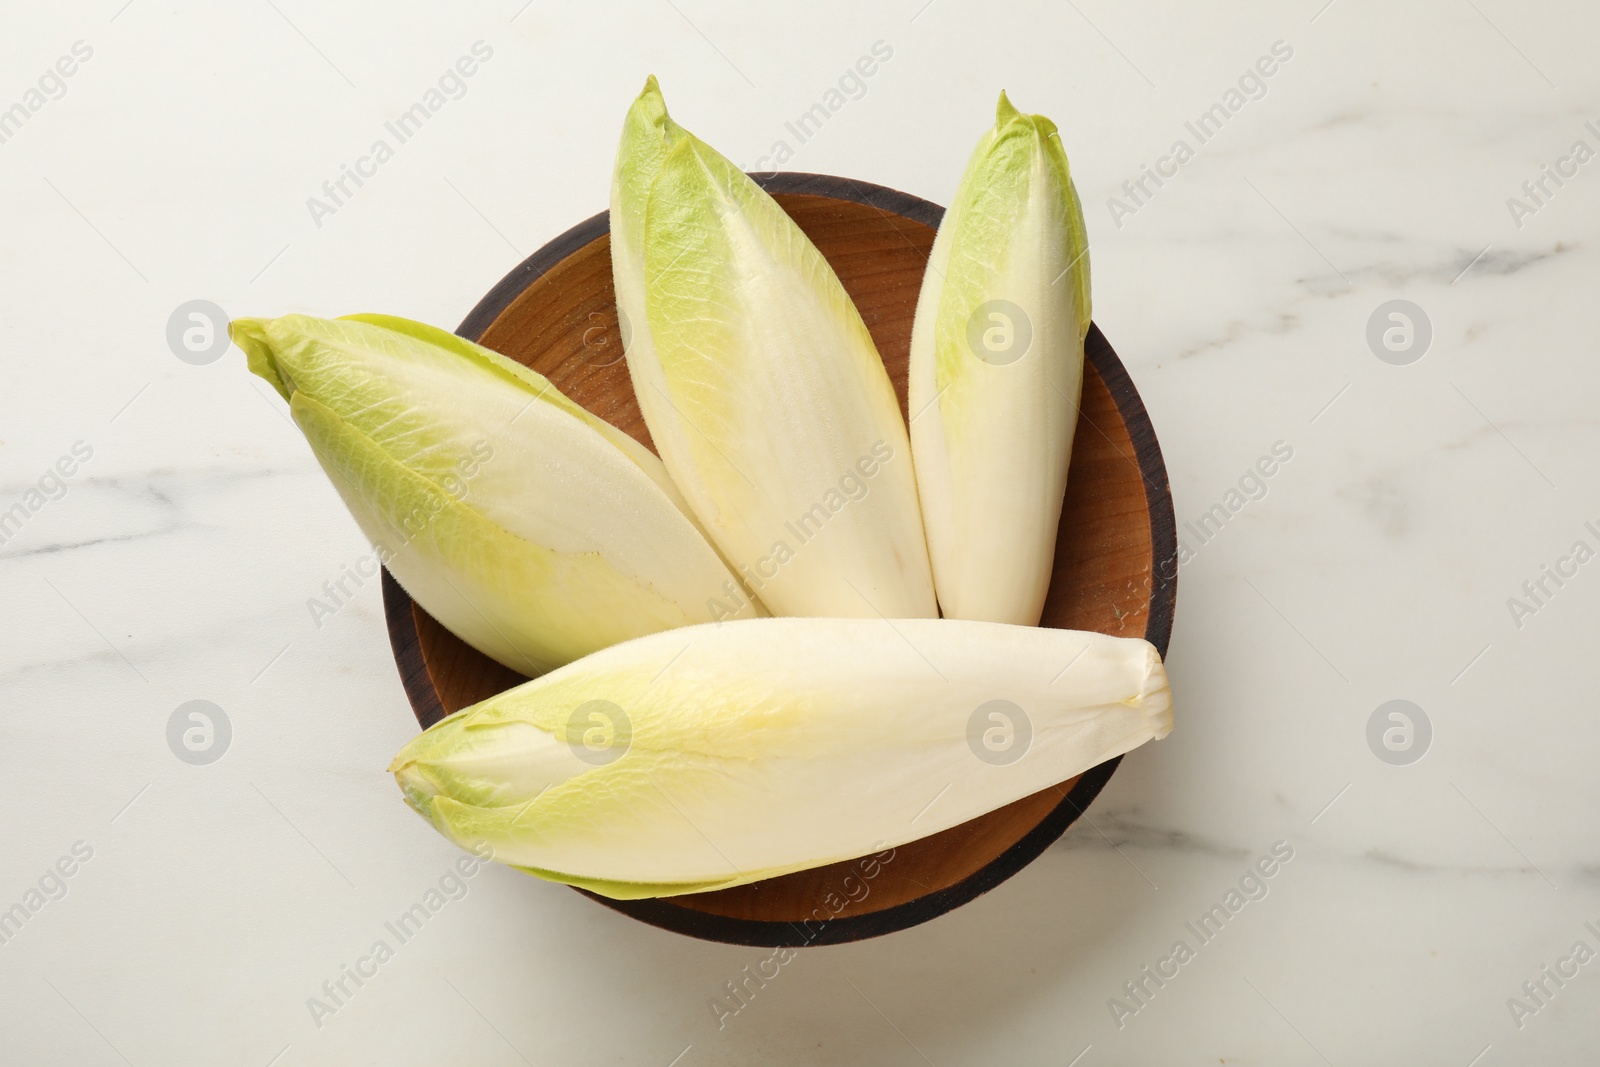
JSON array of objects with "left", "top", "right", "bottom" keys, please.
[
  {"left": 610, "top": 78, "right": 934, "bottom": 621},
  {"left": 385, "top": 618, "right": 1170, "bottom": 899},
  {"left": 228, "top": 312, "right": 754, "bottom": 679}
]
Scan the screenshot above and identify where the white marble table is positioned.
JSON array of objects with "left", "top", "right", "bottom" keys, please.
[{"left": 3, "top": 1, "right": 1597, "bottom": 1063}]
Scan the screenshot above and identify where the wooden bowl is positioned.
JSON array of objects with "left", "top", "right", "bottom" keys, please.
[{"left": 383, "top": 173, "right": 1176, "bottom": 946}]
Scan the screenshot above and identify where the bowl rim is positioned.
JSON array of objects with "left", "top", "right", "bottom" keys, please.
[{"left": 382, "top": 170, "right": 1176, "bottom": 946}]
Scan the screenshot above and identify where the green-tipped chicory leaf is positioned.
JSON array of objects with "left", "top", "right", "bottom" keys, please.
[
  {"left": 390, "top": 617, "right": 1171, "bottom": 898},
  {"left": 909, "top": 92, "right": 1091, "bottom": 625},
  {"left": 233, "top": 313, "right": 760, "bottom": 677},
  {"left": 610, "top": 78, "right": 937, "bottom": 620}
]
